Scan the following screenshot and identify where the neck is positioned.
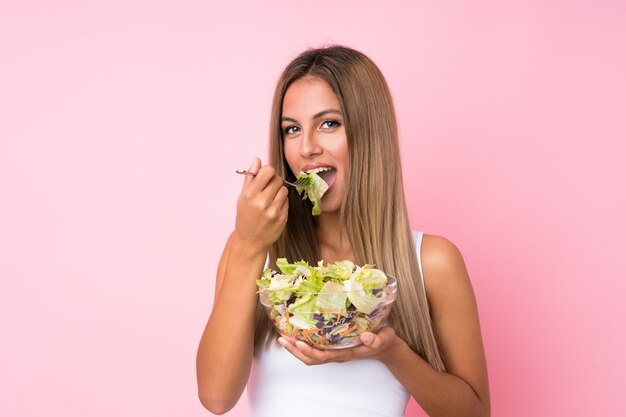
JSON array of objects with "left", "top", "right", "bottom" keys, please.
[{"left": 316, "top": 212, "right": 354, "bottom": 263}]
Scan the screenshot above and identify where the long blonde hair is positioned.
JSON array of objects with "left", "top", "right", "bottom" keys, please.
[{"left": 254, "top": 45, "right": 445, "bottom": 371}]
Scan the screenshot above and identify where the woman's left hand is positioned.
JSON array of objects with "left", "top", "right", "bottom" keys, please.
[{"left": 277, "top": 327, "right": 400, "bottom": 365}]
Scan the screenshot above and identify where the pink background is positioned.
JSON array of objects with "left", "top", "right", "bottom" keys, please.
[{"left": 1, "top": 1, "right": 625, "bottom": 416}]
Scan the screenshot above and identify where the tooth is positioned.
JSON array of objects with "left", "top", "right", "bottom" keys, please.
[{"left": 306, "top": 166, "right": 334, "bottom": 174}]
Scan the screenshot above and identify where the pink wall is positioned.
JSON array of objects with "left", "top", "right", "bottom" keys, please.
[{"left": 1, "top": 1, "right": 624, "bottom": 416}]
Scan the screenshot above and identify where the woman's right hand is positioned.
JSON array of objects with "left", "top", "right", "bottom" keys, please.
[{"left": 234, "top": 158, "right": 289, "bottom": 254}]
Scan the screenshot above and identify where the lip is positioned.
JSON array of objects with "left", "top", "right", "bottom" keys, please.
[{"left": 301, "top": 162, "right": 335, "bottom": 172}]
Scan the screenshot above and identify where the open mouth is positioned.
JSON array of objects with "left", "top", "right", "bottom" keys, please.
[{"left": 306, "top": 166, "right": 337, "bottom": 188}]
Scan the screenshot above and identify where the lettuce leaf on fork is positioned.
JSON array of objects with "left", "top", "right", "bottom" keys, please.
[{"left": 295, "top": 170, "right": 329, "bottom": 216}]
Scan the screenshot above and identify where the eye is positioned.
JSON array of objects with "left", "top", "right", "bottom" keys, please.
[
  {"left": 283, "top": 125, "right": 300, "bottom": 135},
  {"left": 320, "top": 120, "right": 342, "bottom": 130}
]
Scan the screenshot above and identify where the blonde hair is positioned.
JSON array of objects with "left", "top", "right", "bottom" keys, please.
[{"left": 254, "top": 45, "right": 445, "bottom": 371}]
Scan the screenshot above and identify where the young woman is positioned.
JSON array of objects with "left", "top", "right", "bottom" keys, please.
[{"left": 196, "top": 46, "right": 490, "bottom": 417}]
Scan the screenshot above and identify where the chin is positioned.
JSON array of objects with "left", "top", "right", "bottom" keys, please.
[{"left": 320, "top": 200, "right": 341, "bottom": 215}]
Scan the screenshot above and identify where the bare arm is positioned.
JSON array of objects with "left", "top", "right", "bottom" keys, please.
[
  {"left": 381, "top": 235, "right": 490, "bottom": 417},
  {"left": 195, "top": 232, "right": 264, "bottom": 414},
  {"left": 196, "top": 159, "right": 288, "bottom": 414}
]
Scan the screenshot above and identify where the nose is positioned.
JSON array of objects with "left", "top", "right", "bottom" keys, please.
[{"left": 300, "top": 128, "right": 322, "bottom": 158}]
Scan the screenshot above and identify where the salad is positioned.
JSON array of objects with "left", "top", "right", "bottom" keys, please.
[
  {"left": 257, "top": 258, "right": 397, "bottom": 349},
  {"left": 295, "top": 169, "right": 329, "bottom": 216}
]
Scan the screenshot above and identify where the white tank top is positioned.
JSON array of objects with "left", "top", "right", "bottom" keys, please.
[{"left": 247, "top": 231, "right": 425, "bottom": 417}]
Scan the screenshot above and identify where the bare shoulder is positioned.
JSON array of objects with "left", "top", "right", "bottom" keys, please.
[
  {"left": 420, "top": 234, "right": 475, "bottom": 308},
  {"left": 421, "top": 234, "right": 469, "bottom": 284},
  {"left": 420, "top": 234, "right": 465, "bottom": 268}
]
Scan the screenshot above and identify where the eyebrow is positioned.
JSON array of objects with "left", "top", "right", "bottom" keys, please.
[{"left": 281, "top": 108, "right": 342, "bottom": 123}]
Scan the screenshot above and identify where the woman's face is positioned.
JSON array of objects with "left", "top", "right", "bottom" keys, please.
[{"left": 282, "top": 77, "right": 349, "bottom": 215}]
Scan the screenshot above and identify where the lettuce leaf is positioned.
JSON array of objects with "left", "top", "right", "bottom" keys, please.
[
  {"left": 343, "top": 279, "right": 384, "bottom": 314},
  {"left": 315, "top": 281, "right": 348, "bottom": 312},
  {"left": 350, "top": 266, "right": 388, "bottom": 290},
  {"left": 265, "top": 274, "right": 294, "bottom": 303},
  {"left": 276, "top": 258, "right": 311, "bottom": 275},
  {"left": 295, "top": 171, "right": 329, "bottom": 216},
  {"left": 288, "top": 294, "right": 317, "bottom": 329},
  {"left": 329, "top": 260, "right": 355, "bottom": 280}
]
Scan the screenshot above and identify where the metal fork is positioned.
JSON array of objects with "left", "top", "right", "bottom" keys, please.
[{"left": 235, "top": 170, "right": 306, "bottom": 188}]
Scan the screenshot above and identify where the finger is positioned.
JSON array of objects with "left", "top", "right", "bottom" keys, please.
[
  {"left": 265, "top": 185, "right": 288, "bottom": 222},
  {"left": 271, "top": 185, "right": 289, "bottom": 211},
  {"left": 266, "top": 173, "right": 285, "bottom": 195},
  {"left": 248, "top": 165, "right": 277, "bottom": 194},
  {"left": 279, "top": 192, "right": 289, "bottom": 219},
  {"left": 294, "top": 340, "right": 352, "bottom": 363},
  {"left": 352, "top": 327, "right": 396, "bottom": 356},
  {"left": 257, "top": 174, "right": 284, "bottom": 208},
  {"left": 244, "top": 158, "right": 261, "bottom": 186},
  {"left": 276, "top": 189, "right": 289, "bottom": 225},
  {"left": 376, "top": 327, "right": 396, "bottom": 342},
  {"left": 348, "top": 333, "right": 378, "bottom": 356},
  {"left": 360, "top": 331, "right": 377, "bottom": 347},
  {"left": 365, "top": 328, "right": 394, "bottom": 348},
  {"left": 277, "top": 338, "right": 316, "bottom": 365}
]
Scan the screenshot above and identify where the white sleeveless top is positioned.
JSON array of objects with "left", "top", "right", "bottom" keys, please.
[{"left": 247, "top": 231, "right": 425, "bottom": 417}]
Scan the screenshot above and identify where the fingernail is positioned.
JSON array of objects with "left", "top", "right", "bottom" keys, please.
[
  {"left": 361, "top": 333, "right": 374, "bottom": 344},
  {"left": 277, "top": 337, "right": 287, "bottom": 346}
]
